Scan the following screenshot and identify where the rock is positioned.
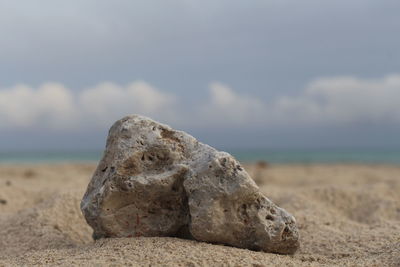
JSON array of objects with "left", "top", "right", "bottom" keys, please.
[
  {"left": 81, "top": 115, "right": 299, "bottom": 254},
  {"left": 23, "top": 169, "right": 36, "bottom": 178},
  {"left": 256, "top": 160, "right": 269, "bottom": 169}
]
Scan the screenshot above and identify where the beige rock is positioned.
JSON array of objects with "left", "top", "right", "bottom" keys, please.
[{"left": 81, "top": 115, "right": 299, "bottom": 254}]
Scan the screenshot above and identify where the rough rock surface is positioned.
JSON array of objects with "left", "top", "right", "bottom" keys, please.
[{"left": 81, "top": 115, "right": 299, "bottom": 254}]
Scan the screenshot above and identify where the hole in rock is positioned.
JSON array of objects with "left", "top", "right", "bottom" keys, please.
[{"left": 266, "top": 215, "right": 274, "bottom": 221}]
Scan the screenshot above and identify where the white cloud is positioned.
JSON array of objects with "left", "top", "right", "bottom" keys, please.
[
  {"left": 1, "top": 75, "right": 400, "bottom": 132},
  {"left": 79, "top": 81, "right": 177, "bottom": 127},
  {"left": 197, "top": 75, "right": 400, "bottom": 128},
  {"left": 275, "top": 74, "right": 400, "bottom": 125},
  {"left": 0, "top": 81, "right": 176, "bottom": 130},
  {"left": 0, "top": 83, "right": 77, "bottom": 129},
  {"left": 197, "top": 82, "right": 266, "bottom": 127}
]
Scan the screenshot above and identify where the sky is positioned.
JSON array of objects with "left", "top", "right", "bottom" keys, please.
[{"left": 1, "top": 0, "right": 400, "bottom": 151}]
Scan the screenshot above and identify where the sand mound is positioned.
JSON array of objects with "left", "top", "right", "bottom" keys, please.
[
  {"left": 0, "top": 164, "right": 399, "bottom": 266},
  {"left": 0, "top": 191, "right": 92, "bottom": 257}
]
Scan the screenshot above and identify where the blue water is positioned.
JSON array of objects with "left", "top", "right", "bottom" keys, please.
[{"left": 1, "top": 149, "right": 400, "bottom": 164}]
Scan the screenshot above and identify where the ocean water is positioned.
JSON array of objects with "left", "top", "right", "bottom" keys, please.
[
  {"left": 1, "top": 149, "right": 400, "bottom": 164},
  {"left": 0, "top": 151, "right": 102, "bottom": 164},
  {"left": 230, "top": 149, "right": 400, "bottom": 164}
]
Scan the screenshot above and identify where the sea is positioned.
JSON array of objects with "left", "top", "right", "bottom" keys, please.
[{"left": 1, "top": 149, "right": 400, "bottom": 164}]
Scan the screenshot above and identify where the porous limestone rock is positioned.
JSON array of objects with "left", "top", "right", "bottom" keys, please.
[{"left": 81, "top": 115, "right": 299, "bottom": 254}]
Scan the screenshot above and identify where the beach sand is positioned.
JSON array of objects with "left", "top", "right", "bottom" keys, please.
[{"left": 0, "top": 163, "right": 399, "bottom": 266}]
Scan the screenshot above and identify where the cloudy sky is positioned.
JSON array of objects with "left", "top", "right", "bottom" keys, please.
[{"left": 1, "top": 0, "right": 400, "bottom": 151}]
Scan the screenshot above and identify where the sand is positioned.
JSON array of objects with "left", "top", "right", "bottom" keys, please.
[{"left": 0, "top": 163, "right": 399, "bottom": 266}]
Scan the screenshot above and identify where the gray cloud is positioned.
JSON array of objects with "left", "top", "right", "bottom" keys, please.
[
  {"left": 1, "top": 0, "right": 399, "bottom": 98},
  {"left": 1, "top": 0, "right": 400, "bottom": 149}
]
